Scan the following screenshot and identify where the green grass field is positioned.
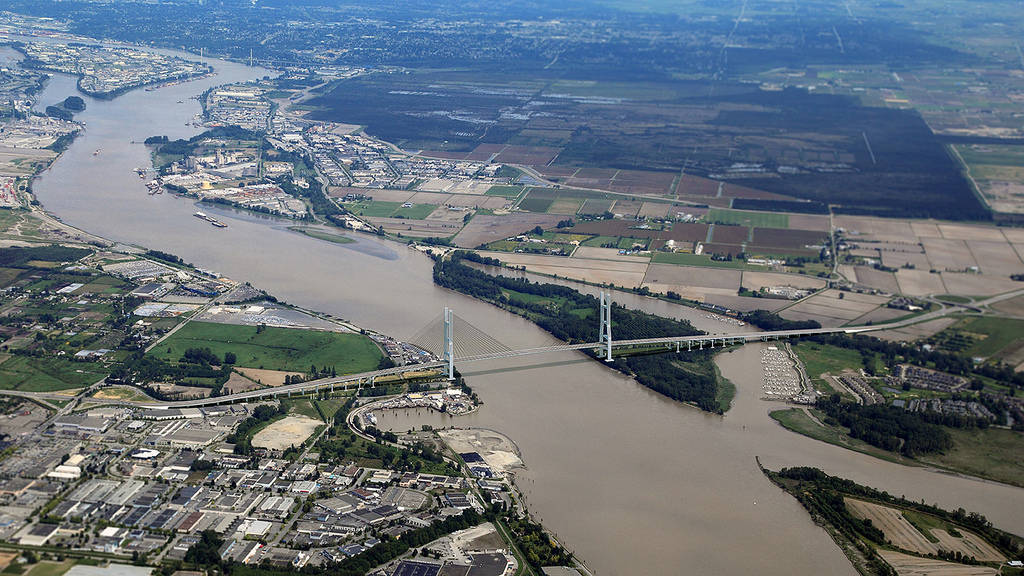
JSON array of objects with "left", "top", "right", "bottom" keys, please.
[
  {"left": 485, "top": 185, "right": 526, "bottom": 198},
  {"left": 314, "top": 397, "right": 352, "bottom": 421},
  {"left": 391, "top": 204, "right": 437, "bottom": 220},
  {"left": 901, "top": 510, "right": 942, "bottom": 543},
  {"left": 345, "top": 200, "right": 402, "bottom": 217},
  {"left": 951, "top": 317, "right": 1024, "bottom": 358},
  {"left": 955, "top": 144, "right": 1024, "bottom": 171},
  {"left": 0, "top": 354, "right": 106, "bottom": 391},
  {"left": 149, "top": 321, "right": 384, "bottom": 375},
  {"left": 581, "top": 235, "right": 618, "bottom": 248},
  {"left": 708, "top": 208, "right": 789, "bottom": 228},
  {"left": 23, "top": 560, "right": 77, "bottom": 576},
  {"left": 919, "top": 426, "right": 1024, "bottom": 488},
  {"left": 517, "top": 196, "right": 554, "bottom": 213},
  {"left": 281, "top": 398, "right": 322, "bottom": 420},
  {"left": 792, "top": 343, "right": 869, "bottom": 392}
]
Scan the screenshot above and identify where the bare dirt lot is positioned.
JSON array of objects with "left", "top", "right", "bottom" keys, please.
[
  {"left": 235, "top": 367, "right": 304, "bottom": 387},
  {"left": 705, "top": 294, "right": 789, "bottom": 312},
  {"left": 875, "top": 318, "right": 957, "bottom": 342},
  {"left": 740, "top": 271, "right": 827, "bottom": 291},
  {"left": 787, "top": 213, "right": 832, "bottom": 231},
  {"left": 438, "top": 428, "right": 523, "bottom": 475},
  {"left": 637, "top": 202, "right": 673, "bottom": 219},
  {"left": 835, "top": 216, "right": 916, "bottom": 240},
  {"left": 781, "top": 301, "right": 858, "bottom": 320},
  {"left": 453, "top": 214, "right": 565, "bottom": 248},
  {"left": 408, "top": 191, "right": 453, "bottom": 204},
  {"left": 896, "top": 269, "right": 947, "bottom": 296},
  {"left": 910, "top": 221, "right": 944, "bottom": 238},
  {"left": 965, "top": 240, "right": 1024, "bottom": 275},
  {"left": 370, "top": 217, "right": 464, "bottom": 238},
  {"left": 488, "top": 252, "right": 649, "bottom": 287},
  {"left": 0, "top": 552, "right": 17, "bottom": 571},
  {"left": 876, "top": 550, "right": 997, "bottom": 576},
  {"left": 778, "top": 310, "right": 847, "bottom": 327},
  {"left": 937, "top": 224, "right": 1007, "bottom": 242},
  {"left": 572, "top": 246, "right": 642, "bottom": 261},
  {"left": 849, "top": 267, "right": 901, "bottom": 293},
  {"left": 643, "top": 264, "right": 741, "bottom": 290},
  {"left": 853, "top": 306, "right": 910, "bottom": 324},
  {"left": 881, "top": 251, "right": 932, "bottom": 270},
  {"left": 941, "top": 273, "right": 1021, "bottom": 297},
  {"left": 922, "top": 238, "right": 978, "bottom": 271},
  {"left": 847, "top": 498, "right": 1004, "bottom": 562},
  {"left": 993, "top": 294, "right": 1024, "bottom": 316},
  {"left": 252, "top": 416, "right": 322, "bottom": 450},
  {"left": 846, "top": 499, "right": 937, "bottom": 554},
  {"left": 1001, "top": 228, "right": 1024, "bottom": 243},
  {"left": 782, "top": 290, "right": 887, "bottom": 324},
  {"left": 222, "top": 372, "right": 263, "bottom": 394}
]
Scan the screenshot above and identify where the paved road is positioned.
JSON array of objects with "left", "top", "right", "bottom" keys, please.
[{"left": 6, "top": 284, "right": 1024, "bottom": 412}]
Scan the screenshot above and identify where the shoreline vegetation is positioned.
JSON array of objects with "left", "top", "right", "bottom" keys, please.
[
  {"left": 432, "top": 250, "right": 731, "bottom": 413},
  {"left": 759, "top": 463, "right": 1024, "bottom": 575},
  {"left": 770, "top": 407, "right": 1024, "bottom": 489}
]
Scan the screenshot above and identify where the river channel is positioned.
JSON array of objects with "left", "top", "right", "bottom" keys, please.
[{"left": 18, "top": 39, "right": 1024, "bottom": 576}]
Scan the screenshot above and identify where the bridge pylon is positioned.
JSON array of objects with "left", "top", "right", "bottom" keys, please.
[
  {"left": 599, "top": 292, "right": 613, "bottom": 361},
  {"left": 443, "top": 307, "right": 455, "bottom": 380}
]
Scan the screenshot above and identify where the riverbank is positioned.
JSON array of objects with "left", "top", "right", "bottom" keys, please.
[{"left": 18, "top": 33, "right": 1024, "bottom": 576}]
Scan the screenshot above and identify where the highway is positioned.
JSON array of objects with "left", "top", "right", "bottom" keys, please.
[
  {"left": 9, "top": 283, "right": 1024, "bottom": 411},
  {"left": 8, "top": 324, "right": 878, "bottom": 411}
]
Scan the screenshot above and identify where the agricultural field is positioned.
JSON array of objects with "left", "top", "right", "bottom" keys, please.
[
  {"left": 650, "top": 252, "right": 748, "bottom": 269},
  {"left": 929, "top": 317, "right": 1024, "bottom": 361},
  {"left": 953, "top": 144, "right": 1024, "bottom": 215},
  {"left": 846, "top": 499, "right": 1004, "bottom": 561},
  {"left": 876, "top": 550, "right": 997, "bottom": 576},
  {"left": 344, "top": 200, "right": 437, "bottom": 219},
  {"left": 0, "top": 354, "right": 108, "bottom": 391},
  {"left": 535, "top": 165, "right": 678, "bottom": 196},
  {"left": 779, "top": 289, "right": 891, "bottom": 327},
  {"left": 370, "top": 217, "right": 463, "bottom": 239},
  {"left": 148, "top": 321, "right": 385, "bottom": 375},
  {"left": 709, "top": 208, "right": 789, "bottom": 229},
  {"left": 484, "top": 251, "right": 649, "bottom": 287},
  {"left": 485, "top": 185, "right": 526, "bottom": 198}
]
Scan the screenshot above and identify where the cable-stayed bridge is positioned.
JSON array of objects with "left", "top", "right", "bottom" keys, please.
[{"left": 128, "top": 293, "right": 882, "bottom": 409}]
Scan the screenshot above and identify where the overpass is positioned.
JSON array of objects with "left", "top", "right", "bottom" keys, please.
[{"left": 99, "top": 293, "right": 881, "bottom": 410}]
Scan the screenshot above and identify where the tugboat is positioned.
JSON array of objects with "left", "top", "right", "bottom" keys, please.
[{"left": 194, "top": 211, "right": 207, "bottom": 219}]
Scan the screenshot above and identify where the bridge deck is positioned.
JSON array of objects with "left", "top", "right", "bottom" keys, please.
[{"left": 128, "top": 324, "right": 876, "bottom": 409}]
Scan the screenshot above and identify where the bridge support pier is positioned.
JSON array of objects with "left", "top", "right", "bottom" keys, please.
[{"left": 599, "top": 292, "right": 613, "bottom": 362}]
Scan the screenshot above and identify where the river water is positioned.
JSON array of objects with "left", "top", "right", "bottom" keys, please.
[{"left": 20, "top": 40, "right": 1024, "bottom": 576}]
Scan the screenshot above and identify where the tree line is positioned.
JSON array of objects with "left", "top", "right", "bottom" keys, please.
[{"left": 816, "top": 395, "right": 954, "bottom": 456}]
